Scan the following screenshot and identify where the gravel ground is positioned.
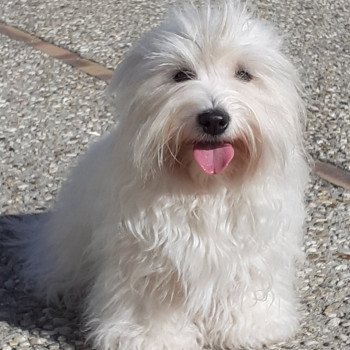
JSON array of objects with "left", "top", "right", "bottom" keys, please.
[{"left": 0, "top": 0, "right": 349, "bottom": 349}]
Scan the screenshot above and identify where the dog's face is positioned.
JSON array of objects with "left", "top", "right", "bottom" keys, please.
[{"left": 109, "top": 2, "right": 305, "bottom": 188}]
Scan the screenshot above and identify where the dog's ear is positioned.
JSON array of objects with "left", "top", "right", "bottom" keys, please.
[{"left": 106, "top": 50, "right": 144, "bottom": 102}]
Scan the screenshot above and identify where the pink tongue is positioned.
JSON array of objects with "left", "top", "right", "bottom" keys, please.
[{"left": 193, "top": 143, "right": 234, "bottom": 175}]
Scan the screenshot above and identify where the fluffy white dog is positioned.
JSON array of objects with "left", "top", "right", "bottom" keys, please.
[{"left": 11, "top": 1, "right": 309, "bottom": 349}]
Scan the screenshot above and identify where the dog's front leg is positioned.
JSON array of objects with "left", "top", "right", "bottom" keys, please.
[
  {"left": 83, "top": 250, "right": 203, "bottom": 350},
  {"left": 219, "top": 266, "right": 299, "bottom": 349}
]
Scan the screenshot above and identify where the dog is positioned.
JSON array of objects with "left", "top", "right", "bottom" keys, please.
[{"left": 8, "top": 1, "right": 309, "bottom": 349}]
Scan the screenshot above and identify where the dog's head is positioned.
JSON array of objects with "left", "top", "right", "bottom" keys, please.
[{"left": 108, "top": 1, "right": 305, "bottom": 189}]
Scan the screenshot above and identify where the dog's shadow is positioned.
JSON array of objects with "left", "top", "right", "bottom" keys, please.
[{"left": 0, "top": 213, "right": 86, "bottom": 349}]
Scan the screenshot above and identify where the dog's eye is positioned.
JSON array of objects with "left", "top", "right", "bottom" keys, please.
[
  {"left": 235, "top": 69, "right": 253, "bottom": 82},
  {"left": 173, "top": 69, "right": 196, "bottom": 83}
]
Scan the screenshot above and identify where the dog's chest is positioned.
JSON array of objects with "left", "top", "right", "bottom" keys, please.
[
  {"left": 160, "top": 194, "right": 236, "bottom": 238},
  {"left": 151, "top": 194, "right": 242, "bottom": 273}
]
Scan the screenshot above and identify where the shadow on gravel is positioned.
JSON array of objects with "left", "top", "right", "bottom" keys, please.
[{"left": 0, "top": 213, "right": 86, "bottom": 349}]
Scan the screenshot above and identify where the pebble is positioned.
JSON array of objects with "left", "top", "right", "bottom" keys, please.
[
  {"left": 57, "top": 326, "right": 72, "bottom": 335},
  {"left": 52, "top": 317, "right": 69, "bottom": 327},
  {"left": 335, "top": 264, "right": 348, "bottom": 271},
  {"left": 339, "top": 334, "right": 348, "bottom": 341},
  {"left": 9, "top": 340, "right": 17, "bottom": 347},
  {"left": 16, "top": 335, "right": 28, "bottom": 343},
  {"left": 305, "top": 340, "right": 319, "bottom": 346},
  {"left": 30, "top": 337, "right": 47, "bottom": 345},
  {"left": 61, "top": 343, "right": 75, "bottom": 350},
  {"left": 48, "top": 345, "right": 60, "bottom": 350},
  {"left": 327, "top": 317, "right": 341, "bottom": 328},
  {"left": 323, "top": 303, "right": 340, "bottom": 317},
  {"left": 19, "top": 319, "right": 33, "bottom": 327}
]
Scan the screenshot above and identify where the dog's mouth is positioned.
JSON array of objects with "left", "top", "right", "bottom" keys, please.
[{"left": 193, "top": 142, "right": 234, "bottom": 175}]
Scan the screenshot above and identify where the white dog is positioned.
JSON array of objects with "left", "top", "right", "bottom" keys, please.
[{"left": 11, "top": 1, "right": 309, "bottom": 349}]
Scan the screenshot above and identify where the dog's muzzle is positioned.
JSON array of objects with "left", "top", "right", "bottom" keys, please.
[{"left": 197, "top": 109, "right": 230, "bottom": 136}]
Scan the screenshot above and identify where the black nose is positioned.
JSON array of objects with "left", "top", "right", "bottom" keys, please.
[{"left": 197, "top": 109, "right": 230, "bottom": 136}]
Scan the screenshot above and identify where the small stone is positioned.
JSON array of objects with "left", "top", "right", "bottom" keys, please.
[
  {"left": 43, "top": 323, "right": 54, "bottom": 330},
  {"left": 14, "top": 335, "right": 27, "bottom": 344},
  {"left": 305, "top": 340, "right": 319, "bottom": 346},
  {"left": 2, "top": 346, "right": 11, "bottom": 350},
  {"left": 3, "top": 279, "right": 15, "bottom": 289},
  {"left": 48, "top": 345, "right": 60, "bottom": 350},
  {"left": 38, "top": 316, "right": 47, "bottom": 324},
  {"left": 73, "top": 341, "right": 84, "bottom": 346},
  {"left": 20, "top": 318, "right": 32, "bottom": 327},
  {"left": 307, "top": 253, "right": 319, "bottom": 260},
  {"left": 56, "top": 326, "right": 72, "bottom": 335},
  {"left": 30, "top": 338, "right": 47, "bottom": 345},
  {"left": 340, "top": 334, "right": 348, "bottom": 341},
  {"left": 52, "top": 317, "right": 69, "bottom": 327},
  {"left": 9, "top": 340, "right": 18, "bottom": 347},
  {"left": 327, "top": 317, "right": 341, "bottom": 328},
  {"left": 323, "top": 303, "right": 340, "bottom": 317},
  {"left": 335, "top": 264, "right": 348, "bottom": 271},
  {"left": 40, "top": 330, "right": 57, "bottom": 337}
]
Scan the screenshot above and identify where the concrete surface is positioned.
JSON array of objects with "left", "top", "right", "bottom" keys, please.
[{"left": 0, "top": 0, "right": 349, "bottom": 349}]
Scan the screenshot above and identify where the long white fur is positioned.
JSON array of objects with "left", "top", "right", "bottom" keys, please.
[{"left": 11, "top": 1, "right": 309, "bottom": 349}]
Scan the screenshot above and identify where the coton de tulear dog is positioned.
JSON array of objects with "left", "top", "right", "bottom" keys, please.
[{"left": 10, "top": 1, "right": 309, "bottom": 349}]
